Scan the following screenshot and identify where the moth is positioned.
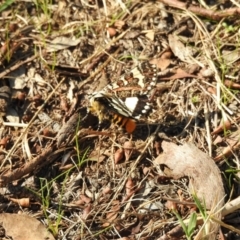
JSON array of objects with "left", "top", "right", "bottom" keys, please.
[{"left": 88, "top": 62, "right": 158, "bottom": 133}]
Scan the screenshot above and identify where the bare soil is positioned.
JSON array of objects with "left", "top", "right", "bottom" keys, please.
[{"left": 0, "top": 0, "right": 240, "bottom": 239}]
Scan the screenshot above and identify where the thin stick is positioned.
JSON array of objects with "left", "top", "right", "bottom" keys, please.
[
  {"left": 0, "top": 77, "right": 66, "bottom": 169},
  {"left": 0, "top": 54, "right": 38, "bottom": 79}
]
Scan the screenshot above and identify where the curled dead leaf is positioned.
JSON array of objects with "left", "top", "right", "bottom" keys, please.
[
  {"left": 114, "top": 148, "right": 124, "bottom": 164},
  {"left": 103, "top": 200, "right": 120, "bottom": 227},
  {"left": 214, "top": 141, "right": 240, "bottom": 162},
  {"left": 0, "top": 136, "right": 10, "bottom": 148},
  {"left": 107, "top": 27, "right": 117, "bottom": 37},
  {"left": 124, "top": 178, "right": 136, "bottom": 200},
  {"left": 114, "top": 20, "right": 126, "bottom": 29},
  {"left": 42, "top": 128, "right": 54, "bottom": 137},
  {"left": 123, "top": 141, "right": 134, "bottom": 161},
  {"left": 211, "top": 119, "right": 231, "bottom": 135},
  {"left": 161, "top": 50, "right": 172, "bottom": 59},
  {"left": 154, "top": 140, "right": 162, "bottom": 155},
  {"left": 9, "top": 197, "right": 30, "bottom": 208},
  {"left": 213, "top": 135, "right": 223, "bottom": 145},
  {"left": 161, "top": 68, "right": 198, "bottom": 80},
  {"left": 82, "top": 204, "right": 92, "bottom": 220},
  {"left": 199, "top": 67, "right": 215, "bottom": 78},
  {"left": 143, "top": 166, "right": 150, "bottom": 175},
  {"left": 102, "top": 186, "right": 112, "bottom": 194},
  {"left": 207, "top": 86, "right": 217, "bottom": 95},
  {"left": 126, "top": 177, "right": 134, "bottom": 190},
  {"left": 150, "top": 57, "right": 171, "bottom": 71},
  {"left": 165, "top": 200, "right": 177, "bottom": 211},
  {"left": 79, "top": 194, "right": 92, "bottom": 204},
  {"left": 60, "top": 96, "right": 69, "bottom": 112},
  {"left": 59, "top": 163, "right": 74, "bottom": 171},
  {"left": 224, "top": 80, "right": 240, "bottom": 89}
]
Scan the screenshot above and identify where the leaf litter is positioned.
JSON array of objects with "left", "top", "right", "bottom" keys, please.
[{"left": 0, "top": 0, "right": 240, "bottom": 239}]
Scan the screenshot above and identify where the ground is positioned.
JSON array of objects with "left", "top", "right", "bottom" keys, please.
[{"left": 0, "top": 0, "right": 240, "bottom": 239}]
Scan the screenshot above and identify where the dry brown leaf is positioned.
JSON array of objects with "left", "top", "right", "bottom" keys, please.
[
  {"left": 125, "top": 177, "right": 135, "bottom": 196},
  {"left": 107, "top": 27, "right": 117, "bottom": 37},
  {"left": 168, "top": 34, "right": 194, "bottom": 63},
  {"left": 214, "top": 145, "right": 235, "bottom": 162},
  {"left": 122, "top": 178, "right": 136, "bottom": 202},
  {"left": 143, "top": 29, "right": 155, "bottom": 41},
  {"left": 114, "top": 148, "right": 124, "bottom": 164},
  {"left": 154, "top": 141, "right": 224, "bottom": 208},
  {"left": 165, "top": 200, "right": 177, "bottom": 211},
  {"left": 102, "top": 186, "right": 112, "bottom": 194},
  {"left": 56, "top": 113, "right": 79, "bottom": 147},
  {"left": 82, "top": 204, "right": 92, "bottom": 220},
  {"left": 9, "top": 197, "right": 30, "bottom": 208},
  {"left": 79, "top": 194, "right": 92, "bottom": 204},
  {"left": 114, "top": 20, "right": 126, "bottom": 30},
  {"left": 213, "top": 135, "right": 223, "bottom": 145},
  {"left": 224, "top": 80, "right": 240, "bottom": 89},
  {"left": 73, "top": 198, "right": 85, "bottom": 206},
  {"left": 45, "top": 36, "right": 81, "bottom": 52},
  {"left": 131, "top": 221, "right": 141, "bottom": 234},
  {"left": 211, "top": 119, "right": 231, "bottom": 135},
  {"left": 161, "top": 50, "right": 173, "bottom": 59},
  {"left": 161, "top": 68, "right": 198, "bottom": 80},
  {"left": 150, "top": 57, "right": 171, "bottom": 71},
  {"left": 207, "top": 86, "right": 217, "bottom": 95},
  {"left": 214, "top": 129, "right": 240, "bottom": 161},
  {"left": 0, "top": 213, "right": 55, "bottom": 240},
  {"left": 0, "top": 136, "right": 10, "bottom": 149},
  {"left": 154, "top": 141, "right": 225, "bottom": 239},
  {"left": 222, "top": 50, "right": 240, "bottom": 65},
  {"left": 103, "top": 200, "right": 120, "bottom": 227},
  {"left": 123, "top": 141, "right": 134, "bottom": 161}
]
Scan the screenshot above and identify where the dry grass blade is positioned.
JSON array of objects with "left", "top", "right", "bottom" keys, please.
[
  {"left": 1, "top": 1, "right": 240, "bottom": 239},
  {"left": 0, "top": 78, "right": 65, "bottom": 169}
]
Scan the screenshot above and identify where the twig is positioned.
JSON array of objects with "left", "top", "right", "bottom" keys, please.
[
  {"left": 212, "top": 216, "right": 240, "bottom": 234},
  {"left": 0, "top": 146, "right": 54, "bottom": 186},
  {"left": 222, "top": 196, "right": 240, "bottom": 217},
  {"left": 0, "top": 54, "right": 38, "bottom": 79},
  {"left": 78, "top": 47, "right": 120, "bottom": 90},
  {"left": 159, "top": 0, "right": 240, "bottom": 20},
  {"left": 0, "top": 77, "right": 66, "bottom": 170},
  {"left": 204, "top": 102, "right": 212, "bottom": 157}
]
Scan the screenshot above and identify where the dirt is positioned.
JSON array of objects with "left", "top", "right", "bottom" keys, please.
[{"left": 0, "top": 0, "right": 240, "bottom": 239}]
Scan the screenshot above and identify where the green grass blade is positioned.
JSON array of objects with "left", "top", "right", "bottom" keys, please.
[
  {"left": 0, "top": 0, "right": 14, "bottom": 12},
  {"left": 187, "top": 212, "right": 197, "bottom": 236}
]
